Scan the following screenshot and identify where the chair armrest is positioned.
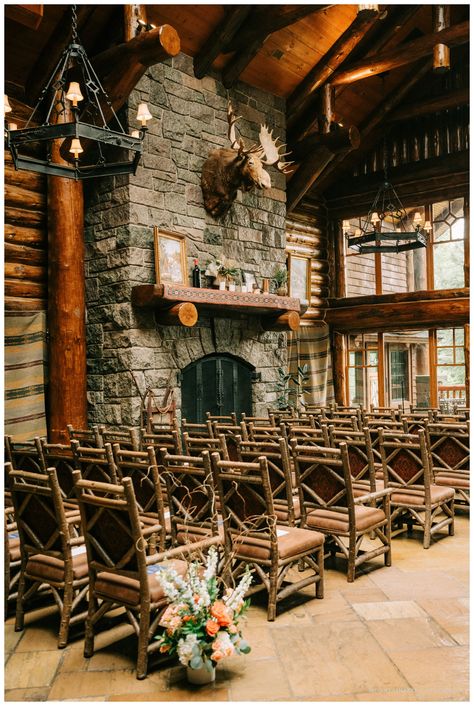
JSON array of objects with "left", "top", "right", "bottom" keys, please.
[
  {"left": 69, "top": 536, "right": 85, "bottom": 547},
  {"left": 66, "top": 513, "right": 82, "bottom": 525},
  {"left": 145, "top": 535, "right": 222, "bottom": 565},
  {"left": 353, "top": 488, "right": 393, "bottom": 505},
  {"left": 142, "top": 523, "right": 164, "bottom": 538}
]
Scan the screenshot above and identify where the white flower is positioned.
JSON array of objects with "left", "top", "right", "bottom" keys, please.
[
  {"left": 177, "top": 633, "right": 199, "bottom": 666},
  {"left": 204, "top": 546, "right": 218, "bottom": 581},
  {"left": 224, "top": 567, "right": 252, "bottom": 611}
]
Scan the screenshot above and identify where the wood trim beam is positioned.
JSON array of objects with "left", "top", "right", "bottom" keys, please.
[
  {"left": 286, "top": 148, "right": 335, "bottom": 215},
  {"left": 387, "top": 88, "right": 469, "bottom": 122},
  {"left": 194, "top": 6, "right": 251, "bottom": 79},
  {"left": 5, "top": 4, "right": 43, "bottom": 30},
  {"left": 330, "top": 21, "right": 469, "bottom": 86},
  {"left": 326, "top": 290, "right": 469, "bottom": 333},
  {"left": 291, "top": 126, "right": 360, "bottom": 162}
]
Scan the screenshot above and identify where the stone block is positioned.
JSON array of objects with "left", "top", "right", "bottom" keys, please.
[
  {"left": 172, "top": 53, "right": 193, "bottom": 75},
  {"left": 164, "top": 191, "right": 187, "bottom": 215}
]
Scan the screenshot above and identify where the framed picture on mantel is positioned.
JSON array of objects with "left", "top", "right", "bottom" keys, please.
[
  {"left": 288, "top": 253, "right": 311, "bottom": 304},
  {"left": 154, "top": 228, "right": 187, "bottom": 286}
]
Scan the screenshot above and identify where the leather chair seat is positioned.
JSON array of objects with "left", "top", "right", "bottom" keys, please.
[
  {"left": 306, "top": 506, "right": 386, "bottom": 534},
  {"left": 26, "top": 546, "right": 89, "bottom": 583},
  {"left": 94, "top": 559, "right": 188, "bottom": 607},
  {"left": 435, "top": 475, "right": 469, "bottom": 489},
  {"left": 233, "top": 525, "right": 324, "bottom": 562},
  {"left": 9, "top": 535, "right": 21, "bottom": 562},
  {"left": 390, "top": 485, "right": 455, "bottom": 506}
]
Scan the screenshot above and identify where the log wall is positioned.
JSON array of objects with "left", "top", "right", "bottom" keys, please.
[
  {"left": 286, "top": 202, "right": 329, "bottom": 324},
  {"left": 4, "top": 99, "right": 47, "bottom": 312}
]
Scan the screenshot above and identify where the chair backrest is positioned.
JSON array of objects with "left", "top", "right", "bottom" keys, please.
[
  {"left": 5, "top": 435, "right": 45, "bottom": 476},
  {"left": 141, "top": 428, "right": 182, "bottom": 455},
  {"left": 182, "top": 432, "right": 229, "bottom": 459},
  {"left": 280, "top": 415, "right": 316, "bottom": 431},
  {"left": 401, "top": 415, "right": 431, "bottom": 435},
  {"left": 38, "top": 439, "right": 76, "bottom": 499},
  {"left": 211, "top": 422, "right": 248, "bottom": 459},
  {"left": 317, "top": 414, "right": 359, "bottom": 431},
  {"left": 67, "top": 424, "right": 103, "bottom": 448},
  {"left": 240, "top": 413, "right": 276, "bottom": 426},
  {"left": 73, "top": 470, "right": 151, "bottom": 595},
  {"left": 159, "top": 450, "right": 219, "bottom": 543},
  {"left": 378, "top": 429, "right": 431, "bottom": 492},
  {"left": 71, "top": 440, "right": 118, "bottom": 484},
  {"left": 235, "top": 436, "right": 296, "bottom": 522},
  {"left": 247, "top": 422, "right": 287, "bottom": 442},
  {"left": 362, "top": 410, "right": 398, "bottom": 424},
  {"left": 328, "top": 426, "right": 376, "bottom": 488},
  {"left": 99, "top": 426, "right": 140, "bottom": 451},
  {"left": 8, "top": 463, "right": 74, "bottom": 562},
  {"left": 290, "top": 441, "right": 353, "bottom": 521},
  {"left": 181, "top": 419, "right": 213, "bottom": 439},
  {"left": 206, "top": 412, "right": 237, "bottom": 424},
  {"left": 287, "top": 425, "right": 329, "bottom": 448},
  {"left": 112, "top": 445, "right": 167, "bottom": 550},
  {"left": 426, "top": 422, "right": 469, "bottom": 472},
  {"left": 210, "top": 453, "right": 276, "bottom": 545}
]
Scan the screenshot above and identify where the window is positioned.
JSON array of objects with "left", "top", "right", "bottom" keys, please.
[
  {"left": 432, "top": 198, "right": 465, "bottom": 289},
  {"left": 347, "top": 334, "right": 379, "bottom": 407},
  {"left": 345, "top": 217, "right": 376, "bottom": 297},
  {"left": 436, "top": 328, "right": 466, "bottom": 391}
]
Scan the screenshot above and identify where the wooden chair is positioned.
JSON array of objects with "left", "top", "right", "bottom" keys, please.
[
  {"left": 316, "top": 415, "right": 359, "bottom": 432},
  {"left": 210, "top": 453, "right": 324, "bottom": 621},
  {"left": 71, "top": 440, "right": 118, "bottom": 484},
  {"left": 8, "top": 463, "right": 88, "bottom": 647},
  {"left": 427, "top": 422, "right": 470, "bottom": 508},
  {"left": 211, "top": 422, "right": 248, "bottom": 459},
  {"left": 37, "top": 439, "right": 77, "bottom": 501},
  {"left": 379, "top": 429, "right": 455, "bottom": 548},
  {"left": 290, "top": 441, "right": 391, "bottom": 582},
  {"left": 5, "top": 508, "right": 21, "bottom": 615},
  {"left": 158, "top": 450, "right": 220, "bottom": 546},
  {"left": 181, "top": 418, "right": 213, "bottom": 439},
  {"left": 247, "top": 422, "right": 288, "bottom": 442},
  {"left": 241, "top": 412, "right": 276, "bottom": 426},
  {"left": 206, "top": 412, "right": 237, "bottom": 425},
  {"left": 181, "top": 431, "right": 229, "bottom": 459},
  {"left": 235, "top": 436, "right": 298, "bottom": 526},
  {"left": 5, "top": 435, "right": 45, "bottom": 476},
  {"left": 112, "top": 445, "right": 167, "bottom": 551},
  {"left": 67, "top": 424, "right": 103, "bottom": 448},
  {"left": 73, "top": 469, "right": 221, "bottom": 679},
  {"left": 141, "top": 428, "right": 182, "bottom": 456},
  {"left": 327, "top": 426, "right": 382, "bottom": 498},
  {"left": 99, "top": 426, "right": 140, "bottom": 451},
  {"left": 287, "top": 424, "right": 329, "bottom": 448}
]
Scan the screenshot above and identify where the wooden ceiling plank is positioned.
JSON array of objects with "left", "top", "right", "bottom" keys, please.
[
  {"left": 5, "top": 4, "right": 43, "bottom": 30},
  {"left": 194, "top": 6, "right": 251, "bottom": 79},
  {"left": 287, "top": 12, "right": 381, "bottom": 119},
  {"left": 387, "top": 87, "right": 469, "bottom": 122},
  {"left": 331, "top": 20, "right": 469, "bottom": 86}
]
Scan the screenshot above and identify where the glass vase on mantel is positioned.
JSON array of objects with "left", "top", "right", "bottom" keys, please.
[{"left": 186, "top": 663, "right": 216, "bottom": 685}]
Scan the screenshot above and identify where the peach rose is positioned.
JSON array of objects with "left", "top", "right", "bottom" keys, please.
[
  {"left": 205, "top": 619, "right": 220, "bottom": 637},
  {"left": 227, "top": 623, "right": 238, "bottom": 634},
  {"left": 210, "top": 600, "right": 233, "bottom": 627},
  {"left": 211, "top": 650, "right": 224, "bottom": 662},
  {"left": 159, "top": 643, "right": 170, "bottom": 653}
]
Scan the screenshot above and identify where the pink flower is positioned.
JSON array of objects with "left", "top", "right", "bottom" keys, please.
[
  {"left": 205, "top": 619, "right": 220, "bottom": 637},
  {"left": 210, "top": 601, "right": 233, "bottom": 627}
]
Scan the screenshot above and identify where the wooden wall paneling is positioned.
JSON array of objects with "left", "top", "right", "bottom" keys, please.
[
  {"left": 377, "top": 332, "right": 385, "bottom": 407},
  {"left": 464, "top": 323, "right": 470, "bottom": 407},
  {"left": 463, "top": 194, "right": 469, "bottom": 287},
  {"left": 428, "top": 328, "right": 438, "bottom": 407}
]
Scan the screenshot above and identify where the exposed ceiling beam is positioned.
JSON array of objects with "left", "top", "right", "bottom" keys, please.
[
  {"left": 222, "top": 5, "right": 332, "bottom": 88},
  {"left": 5, "top": 4, "right": 43, "bottom": 30},
  {"left": 286, "top": 148, "right": 335, "bottom": 215},
  {"left": 291, "top": 126, "right": 360, "bottom": 162},
  {"left": 330, "top": 20, "right": 469, "bottom": 86},
  {"left": 287, "top": 12, "right": 380, "bottom": 120},
  {"left": 387, "top": 87, "right": 469, "bottom": 122},
  {"left": 194, "top": 6, "right": 251, "bottom": 79}
]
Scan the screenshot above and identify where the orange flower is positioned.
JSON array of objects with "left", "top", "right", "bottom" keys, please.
[
  {"left": 210, "top": 601, "right": 233, "bottom": 627},
  {"left": 211, "top": 649, "right": 224, "bottom": 662},
  {"left": 227, "top": 623, "right": 238, "bottom": 634},
  {"left": 182, "top": 614, "right": 194, "bottom": 623},
  {"left": 205, "top": 619, "right": 220, "bottom": 637},
  {"left": 159, "top": 643, "right": 170, "bottom": 653}
]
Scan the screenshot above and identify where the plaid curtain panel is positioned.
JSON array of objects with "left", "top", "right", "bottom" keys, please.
[
  {"left": 5, "top": 311, "right": 48, "bottom": 441},
  {"left": 288, "top": 323, "right": 335, "bottom": 407}
]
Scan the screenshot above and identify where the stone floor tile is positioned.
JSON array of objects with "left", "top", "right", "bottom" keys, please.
[
  {"left": 108, "top": 689, "right": 230, "bottom": 701},
  {"left": 354, "top": 689, "right": 417, "bottom": 701},
  {"left": 418, "top": 597, "right": 469, "bottom": 646},
  {"left": 341, "top": 587, "right": 391, "bottom": 605},
  {"left": 273, "top": 622, "right": 411, "bottom": 697},
  {"left": 48, "top": 670, "right": 166, "bottom": 700},
  {"left": 4, "top": 622, "right": 24, "bottom": 653},
  {"left": 367, "top": 617, "right": 457, "bottom": 652},
  {"left": 223, "top": 658, "right": 293, "bottom": 701},
  {"left": 5, "top": 687, "right": 51, "bottom": 701},
  {"left": 240, "top": 624, "right": 278, "bottom": 658},
  {"left": 14, "top": 624, "right": 61, "bottom": 652},
  {"left": 389, "top": 645, "right": 469, "bottom": 696},
  {"left": 5, "top": 650, "right": 62, "bottom": 689},
  {"left": 352, "top": 600, "right": 427, "bottom": 621},
  {"left": 369, "top": 568, "right": 467, "bottom": 600}
]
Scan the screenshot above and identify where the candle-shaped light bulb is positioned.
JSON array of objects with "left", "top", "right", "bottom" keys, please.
[
  {"left": 69, "top": 138, "right": 83, "bottom": 159},
  {"left": 4, "top": 94, "right": 12, "bottom": 114},
  {"left": 413, "top": 211, "right": 424, "bottom": 226},
  {"left": 136, "top": 102, "right": 152, "bottom": 126},
  {"left": 8, "top": 122, "right": 17, "bottom": 131},
  {"left": 371, "top": 212, "right": 379, "bottom": 225},
  {"left": 424, "top": 220, "right": 432, "bottom": 233},
  {"left": 66, "top": 82, "right": 84, "bottom": 108},
  {"left": 131, "top": 129, "right": 141, "bottom": 138}
]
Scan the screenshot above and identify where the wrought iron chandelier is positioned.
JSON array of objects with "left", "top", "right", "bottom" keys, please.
[
  {"left": 4, "top": 5, "right": 152, "bottom": 180},
  {"left": 345, "top": 144, "right": 430, "bottom": 254}
]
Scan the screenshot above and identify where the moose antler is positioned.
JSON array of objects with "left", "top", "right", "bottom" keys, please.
[
  {"left": 227, "top": 102, "right": 264, "bottom": 157},
  {"left": 258, "top": 125, "right": 294, "bottom": 173}
]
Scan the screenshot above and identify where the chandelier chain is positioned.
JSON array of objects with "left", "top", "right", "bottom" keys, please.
[{"left": 71, "top": 5, "right": 78, "bottom": 42}]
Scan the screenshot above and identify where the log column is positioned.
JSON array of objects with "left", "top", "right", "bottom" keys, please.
[
  {"left": 48, "top": 102, "right": 87, "bottom": 443},
  {"left": 332, "top": 331, "right": 347, "bottom": 405}
]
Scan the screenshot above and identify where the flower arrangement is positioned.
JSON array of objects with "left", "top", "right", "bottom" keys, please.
[
  {"left": 156, "top": 546, "right": 252, "bottom": 673},
  {"left": 205, "top": 256, "right": 240, "bottom": 284}
]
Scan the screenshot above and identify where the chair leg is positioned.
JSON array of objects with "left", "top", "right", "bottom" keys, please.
[
  {"left": 316, "top": 546, "right": 324, "bottom": 599},
  {"left": 267, "top": 569, "right": 277, "bottom": 622},
  {"left": 84, "top": 583, "right": 98, "bottom": 658},
  {"left": 14, "top": 565, "right": 28, "bottom": 632},
  {"left": 347, "top": 535, "right": 356, "bottom": 583},
  {"left": 136, "top": 607, "right": 151, "bottom": 679},
  {"left": 448, "top": 500, "right": 455, "bottom": 536},
  {"left": 58, "top": 583, "right": 74, "bottom": 649},
  {"left": 423, "top": 508, "right": 432, "bottom": 549}
]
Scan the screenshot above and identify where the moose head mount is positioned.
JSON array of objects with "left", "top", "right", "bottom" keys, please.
[{"left": 201, "top": 102, "right": 293, "bottom": 219}]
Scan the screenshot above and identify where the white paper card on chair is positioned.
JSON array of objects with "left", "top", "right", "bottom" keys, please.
[
  {"left": 71, "top": 545, "right": 87, "bottom": 556},
  {"left": 277, "top": 529, "right": 289, "bottom": 537}
]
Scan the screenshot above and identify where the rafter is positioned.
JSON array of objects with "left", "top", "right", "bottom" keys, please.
[
  {"left": 194, "top": 6, "right": 251, "bottom": 79},
  {"left": 388, "top": 88, "right": 469, "bottom": 122},
  {"left": 5, "top": 4, "right": 43, "bottom": 30}
]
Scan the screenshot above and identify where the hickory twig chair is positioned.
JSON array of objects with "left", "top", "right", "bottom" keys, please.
[
  {"left": 8, "top": 463, "right": 88, "bottom": 647},
  {"left": 182, "top": 431, "right": 229, "bottom": 459},
  {"left": 210, "top": 452, "right": 325, "bottom": 621},
  {"left": 427, "top": 422, "right": 470, "bottom": 509},
  {"left": 99, "top": 426, "right": 141, "bottom": 451},
  {"left": 290, "top": 441, "right": 392, "bottom": 582},
  {"left": 71, "top": 440, "right": 118, "bottom": 484},
  {"left": 379, "top": 429, "right": 455, "bottom": 548},
  {"left": 181, "top": 418, "right": 214, "bottom": 439},
  {"left": 67, "top": 424, "right": 103, "bottom": 448},
  {"left": 141, "top": 428, "right": 182, "bottom": 456},
  {"left": 73, "top": 469, "right": 221, "bottom": 679}
]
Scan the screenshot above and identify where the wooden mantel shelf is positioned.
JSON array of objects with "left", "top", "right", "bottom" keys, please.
[{"left": 132, "top": 284, "right": 303, "bottom": 330}]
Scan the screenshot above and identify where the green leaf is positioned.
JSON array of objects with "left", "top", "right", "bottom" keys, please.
[
  {"left": 239, "top": 641, "right": 251, "bottom": 653},
  {"left": 190, "top": 655, "right": 203, "bottom": 669}
]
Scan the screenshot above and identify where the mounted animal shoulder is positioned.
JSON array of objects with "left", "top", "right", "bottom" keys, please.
[{"left": 201, "top": 101, "right": 293, "bottom": 219}]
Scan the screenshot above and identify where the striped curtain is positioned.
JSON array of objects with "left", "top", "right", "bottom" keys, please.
[
  {"left": 5, "top": 311, "right": 48, "bottom": 441},
  {"left": 288, "top": 323, "right": 335, "bottom": 407}
]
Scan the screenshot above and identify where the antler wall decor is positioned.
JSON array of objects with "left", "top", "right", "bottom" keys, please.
[{"left": 201, "top": 101, "right": 293, "bottom": 219}]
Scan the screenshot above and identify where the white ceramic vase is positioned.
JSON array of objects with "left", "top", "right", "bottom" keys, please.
[
  {"left": 219, "top": 281, "right": 226, "bottom": 290},
  {"left": 228, "top": 283, "right": 236, "bottom": 292},
  {"left": 186, "top": 664, "right": 216, "bottom": 685}
]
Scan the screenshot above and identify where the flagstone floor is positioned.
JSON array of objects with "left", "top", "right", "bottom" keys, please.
[{"left": 5, "top": 515, "right": 469, "bottom": 702}]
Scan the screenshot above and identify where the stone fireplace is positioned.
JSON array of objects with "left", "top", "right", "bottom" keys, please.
[{"left": 84, "top": 53, "right": 288, "bottom": 426}]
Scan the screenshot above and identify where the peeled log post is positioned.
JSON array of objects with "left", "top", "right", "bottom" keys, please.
[
  {"left": 286, "top": 147, "right": 335, "bottom": 214},
  {"left": 331, "top": 332, "right": 347, "bottom": 406},
  {"left": 48, "top": 101, "right": 87, "bottom": 443},
  {"left": 464, "top": 324, "right": 470, "bottom": 407},
  {"left": 291, "top": 126, "right": 360, "bottom": 161},
  {"left": 433, "top": 6, "right": 450, "bottom": 73},
  {"left": 155, "top": 303, "right": 198, "bottom": 328},
  {"left": 262, "top": 311, "right": 300, "bottom": 332},
  {"left": 91, "top": 25, "right": 180, "bottom": 117}
]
